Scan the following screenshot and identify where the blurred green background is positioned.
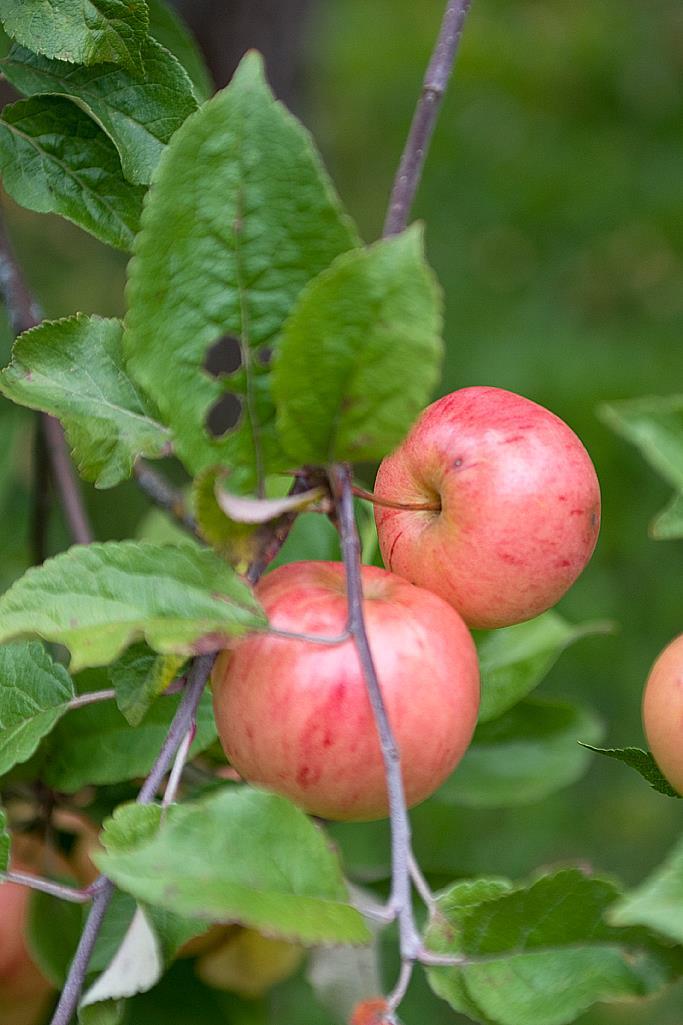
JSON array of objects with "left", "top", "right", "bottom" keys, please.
[{"left": 2, "top": 1, "right": 683, "bottom": 1022}]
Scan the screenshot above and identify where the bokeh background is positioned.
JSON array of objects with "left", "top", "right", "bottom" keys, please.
[{"left": 1, "top": 1, "right": 682, "bottom": 1022}]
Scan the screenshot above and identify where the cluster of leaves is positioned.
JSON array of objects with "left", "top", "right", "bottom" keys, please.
[{"left": 0, "top": 4, "right": 682, "bottom": 1025}]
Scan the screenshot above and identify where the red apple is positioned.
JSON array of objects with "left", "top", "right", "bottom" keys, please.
[
  {"left": 374, "top": 386, "right": 600, "bottom": 629},
  {"left": 212, "top": 561, "right": 479, "bottom": 821},
  {"left": 642, "top": 633, "right": 683, "bottom": 794}
]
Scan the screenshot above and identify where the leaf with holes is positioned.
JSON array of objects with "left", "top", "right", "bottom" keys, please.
[
  {"left": 425, "top": 869, "right": 683, "bottom": 1025},
  {"left": 0, "top": 0, "right": 148, "bottom": 73},
  {"left": 147, "top": 0, "right": 212, "bottom": 103},
  {"left": 0, "top": 316, "right": 171, "bottom": 487},
  {"left": 0, "top": 541, "right": 266, "bottom": 670},
  {"left": 273, "top": 225, "right": 443, "bottom": 463},
  {"left": 124, "top": 51, "right": 360, "bottom": 492},
  {"left": 0, "top": 641, "right": 75, "bottom": 778},
  {"left": 438, "top": 698, "right": 603, "bottom": 808},
  {"left": 2, "top": 38, "right": 198, "bottom": 185},
  {"left": 94, "top": 789, "right": 371, "bottom": 945},
  {"left": 0, "top": 96, "right": 145, "bottom": 250}
]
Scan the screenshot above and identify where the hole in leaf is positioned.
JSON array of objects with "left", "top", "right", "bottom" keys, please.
[
  {"left": 204, "top": 336, "right": 243, "bottom": 377},
  {"left": 206, "top": 393, "right": 243, "bottom": 438}
]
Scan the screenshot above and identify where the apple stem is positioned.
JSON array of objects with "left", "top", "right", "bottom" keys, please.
[
  {"left": 352, "top": 484, "right": 441, "bottom": 513},
  {"left": 330, "top": 464, "right": 424, "bottom": 970}
]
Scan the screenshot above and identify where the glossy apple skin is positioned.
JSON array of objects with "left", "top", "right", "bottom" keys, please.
[
  {"left": 374, "top": 386, "right": 601, "bottom": 629},
  {"left": 0, "top": 839, "right": 55, "bottom": 1025},
  {"left": 212, "top": 561, "right": 479, "bottom": 821},
  {"left": 642, "top": 634, "right": 683, "bottom": 794}
]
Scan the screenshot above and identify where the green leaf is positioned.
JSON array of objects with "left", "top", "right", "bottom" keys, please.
[
  {"left": 601, "top": 395, "right": 683, "bottom": 539},
  {"left": 0, "top": 541, "right": 266, "bottom": 671},
  {"left": 0, "top": 641, "right": 75, "bottom": 777},
  {"left": 476, "top": 611, "right": 613, "bottom": 723},
  {"left": 0, "top": 0, "right": 148, "bottom": 73},
  {"left": 2, "top": 38, "right": 198, "bottom": 185},
  {"left": 439, "top": 698, "right": 603, "bottom": 808},
  {"left": 147, "top": 0, "right": 212, "bottom": 102},
  {"left": 43, "top": 672, "right": 216, "bottom": 791},
  {"left": 600, "top": 395, "right": 683, "bottom": 489},
  {"left": 0, "top": 96, "right": 145, "bottom": 250},
  {"left": 0, "top": 807, "right": 9, "bottom": 871},
  {"left": 125, "top": 51, "right": 360, "bottom": 491},
  {"left": 108, "top": 643, "right": 186, "bottom": 726},
  {"left": 610, "top": 835, "right": 683, "bottom": 944},
  {"left": 27, "top": 888, "right": 85, "bottom": 985},
  {"left": 426, "top": 868, "right": 683, "bottom": 1025},
  {"left": 650, "top": 490, "right": 683, "bottom": 540},
  {"left": 273, "top": 226, "right": 442, "bottom": 464},
  {"left": 0, "top": 316, "right": 171, "bottom": 487},
  {"left": 95, "top": 789, "right": 370, "bottom": 946},
  {"left": 580, "top": 744, "right": 679, "bottom": 798}
]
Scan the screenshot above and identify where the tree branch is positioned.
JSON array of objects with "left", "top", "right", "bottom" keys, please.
[
  {"left": 133, "top": 459, "right": 199, "bottom": 538},
  {"left": 383, "top": 0, "right": 473, "bottom": 237},
  {"left": 50, "top": 654, "right": 215, "bottom": 1025},
  {"left": 0, "top": 211, "right": 94, "bottom": 547},
  {"left": 329, "top": 464, "right": 422, "bottom": 969},
  {"left": 1, "top": 870, "right": 92, "bottom": 904}
]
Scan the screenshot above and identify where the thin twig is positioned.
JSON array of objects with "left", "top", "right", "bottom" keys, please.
[
  {"left": 133, "top": 459, "right": 199, "bottom": 538},
  {"left": 0, "top": 210, "right": 94, "bottom": 547},
  {"left": 42, "top": 416, "right": 94, "bottom": 545},
  {"left": 50, "top": 655, "right": 215, "bottom": 1025},
  {"left": 31, "top": 424, "right": 51, "bottom": 564},
  {"left": 1, "top": 870, "right": 92, "bottom": 904},
  {"left": 267, "top": 626, "right": 351, "bottom": 646},
  {"left": 383, "top": 0, "right": 473, "bottom": 237},
  {"left": 67, "top": 689, "right": 117, "bottom": 711},
  {"left": 162, "top": 722, "right": 196, "bottom": 808},
  {"left": 408, "top": 852, "right": 438, "bottom": 916},
  {"left": 330, "top": 464, "right": 422, "bottom": 969}
]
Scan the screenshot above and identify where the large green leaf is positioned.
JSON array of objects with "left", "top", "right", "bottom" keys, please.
[
  {"left": 610, "top": 835, "right": 683, "bottom": 944},
  {"left": 0, "top": 96, "right": 144, "bottom": 250},
  {"left": 439, "top": 698, "right": 603, "bottom": 808},
  {"left": 95, "top": 790, "right": 370, "bottom": 945},
  {"left": 0, "top": 641, "right": 75, "bottom": 777},
  {"left": 0, "top": 0, "right": 148, "bottom": 72},
  {"left": 476, "top": 611, "right": 612, "bottom": 723},
  {"left": 147, "top": 0, "right": 212, "bottom": 102},
  {"left": 273, "top": 226, "right": 442, "bottom": 464},
  {"left": 426, "top": 869, "right": 683, "bottom": 1025},
  {"left": 0, "top": 541, "right": 266, "bottom": 670},
  {"left": 601, "top": 395, "right": 683, "bottom": 539},
  {"left": 43, "top": 678, "right": 215, "bottom": 791},
  {"left": 125, "top": 51, "right": 360, "bottom": 491},
  {"left": 2, "top": 38, "right": 197, "bottom": 185},
  {"left": 0, "top": 316, "right": 171, "bottom": 487}
]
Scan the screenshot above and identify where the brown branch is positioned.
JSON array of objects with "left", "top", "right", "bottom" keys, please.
[
  {"left": 383, "top": 0, "right": 473, "bottom": 237},
  {"left": 133, "top": 459, "right": 199, "bottom": 538}
]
